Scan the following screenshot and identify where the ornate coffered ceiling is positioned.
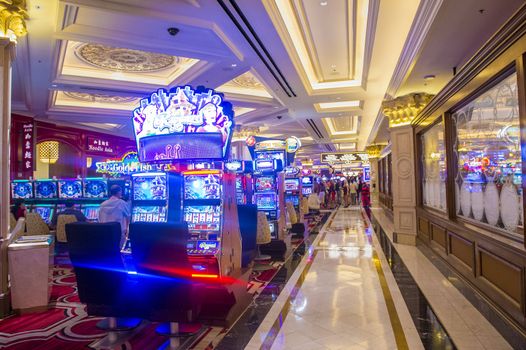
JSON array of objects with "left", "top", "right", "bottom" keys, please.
[
  {"left": 10, "top": 0, "right": 468, "bottom": 156},
  {"left": 75, "top": 43, "right": 177, "bottom": 72}
]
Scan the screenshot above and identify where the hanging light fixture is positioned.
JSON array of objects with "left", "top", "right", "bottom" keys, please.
[{"left": 38, "top": 141, "right": 59, "bottom": 164}]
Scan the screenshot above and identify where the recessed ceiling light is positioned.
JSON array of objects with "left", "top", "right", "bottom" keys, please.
[
  {"left": 335, "top": 97, "right": 341, "bottom": 100},
  {"left": 424, "top": 74, "right": 435, "bottom": 81},
  {"left": 51, "top": 84, "right": 57, "bottom": 87},
  {"left": 320, "top": 1, "right": 328, "bottom": 6},
  {"left": 231, "top": 63, "right": 237, "bottom": 67}
]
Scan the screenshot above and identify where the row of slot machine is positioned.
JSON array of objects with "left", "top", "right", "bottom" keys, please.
[{"left": 11, "top": 178, "right": 130, "bottom": 224}]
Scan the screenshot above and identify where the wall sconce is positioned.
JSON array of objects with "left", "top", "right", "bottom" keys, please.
[{"left": 37, "top": 141, "right": 59, "bottom": 164}]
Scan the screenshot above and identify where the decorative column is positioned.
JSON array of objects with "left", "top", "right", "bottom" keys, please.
[
  {"left": 382, "top": 93, "right": 433, "bottom": 245},
  {"left": 366, "top": 144, "right": 384, "bottom": 207},
  {"left": 0, "top": 0, "right": 28, "bottom": 316}
]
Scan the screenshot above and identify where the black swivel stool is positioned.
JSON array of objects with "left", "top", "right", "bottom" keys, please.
[
  {"left": 66, "top": 222, "right": 141, "bottom": 347},
  {"left": 129, "top": 222, "right": 206, "bottom": 348}
]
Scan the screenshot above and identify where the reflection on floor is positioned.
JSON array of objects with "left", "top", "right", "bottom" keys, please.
[{"left": 246, "top": 207, "right": 415, "bottom": 350}]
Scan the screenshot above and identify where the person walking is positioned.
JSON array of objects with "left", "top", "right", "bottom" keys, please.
[{"left": 349, "top": 180, "right": 358, "bottom": 206}]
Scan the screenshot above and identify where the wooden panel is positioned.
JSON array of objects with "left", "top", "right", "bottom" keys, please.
[
  {"left": 431, "top": 223, "right": 446, "bottom": 248},
  {"left": 479, "top": 250, "right": 522, "bottom": 304},
  {"left": 418, "top": 217, "right": 429, "bottom": 236},
  {"left": 449, "top": 233, "right": 474, "bottom": 268}
]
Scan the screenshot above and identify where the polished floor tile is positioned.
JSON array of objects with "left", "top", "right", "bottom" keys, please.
[{"left": 268, "top": 208, "right": 404, "bottom": 350}]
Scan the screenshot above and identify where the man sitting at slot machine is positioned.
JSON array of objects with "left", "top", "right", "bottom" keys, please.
[
  {"left": 51, "top": 202, "right": 87, "bottom": 229},
  {"left": 99, "top": 185, "right": 131, "bottom": 246}
]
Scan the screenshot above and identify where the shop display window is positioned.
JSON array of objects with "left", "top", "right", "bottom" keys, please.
[
  {"left": 452, "top": 73, "right": 522, "bottom": 236},
  {"left": 421, "top": 121, "right": 447, "bottom": 211}
]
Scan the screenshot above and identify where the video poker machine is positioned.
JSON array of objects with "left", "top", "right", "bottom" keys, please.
[{"left": 182, "top": 169, "right": 242, "bottom": 277}]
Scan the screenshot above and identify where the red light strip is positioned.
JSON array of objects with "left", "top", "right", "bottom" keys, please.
[
  {"left": 191, "top": 273, "right": 219, "bottom": 279},
  {"left": 183, "top": 170, "right": 221, "bottom": 175}
]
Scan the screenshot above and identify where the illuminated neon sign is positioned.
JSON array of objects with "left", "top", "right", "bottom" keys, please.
[
  {"left": 95, "top": 152, "right": 172, "bottom": 176},
  {"left": 132, "top": 86, "right": 234, "bottom": 162}
]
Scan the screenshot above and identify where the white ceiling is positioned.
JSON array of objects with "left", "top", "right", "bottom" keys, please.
[{"left": 11, "top": 0, "right": 521, "bottom": 159}]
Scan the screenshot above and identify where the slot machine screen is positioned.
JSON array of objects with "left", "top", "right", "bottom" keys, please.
[
  {"left": 132, "top": 206, "right": 167, "bottom": 222},
  {"left": 35, "top": 180, "right": 58, "bottom": 199},
  {"left": 255, "top": 193, "right": 277, "bottom": 210},
  {"left": 286, "top": 194, "right": 299, "bottom": 207},
  {"left": 81, "top": 206, "right": 100, "bottom": 221},
  {"left": 184, "top": 205, "right": 221, "bottom": 232},
  {"left": 84, "top": 178, "right": 108, "bottom": 199},
  {"left": 33, "top": 206, "right": 54, "bottom": 224},
  {"left": 302, "top": 177, "right": 313, "bottom": 186},
  {"left": 255, "top": 176, "right": 275, "bottom": 192},
  {"left": 58, "top": 180, "right": 83, "bottom": 199},
  {"left": 284, "top": 178, "right": 300, "bottom": 191},
  {"left": 133, "top": 174, "right": 167, "bottom": 200},
  {"left": 236, "top": 177, "right": 243, "bottom": 192},
  {"left": 56, "top": 204, "right": 80, "bottom": 212},
  {"left": 302, "top": 187, "right": 312, "bottom": 195},
  {"left": 12, "top": 181, "right": 33, "bottom": 199},
  {"left": 255, "top": 159, "right": 274, "bottom": 172},
  {"left": 184, "top": 173, "right": 221, "bottom": 200}
]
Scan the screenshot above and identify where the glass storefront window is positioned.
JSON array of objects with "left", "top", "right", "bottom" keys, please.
[
  {"left": 453, "top": 73, "right": 522, "bottom": 236},
  {"left": 422, "top": 121, "right": 447, "bottom": 211}
]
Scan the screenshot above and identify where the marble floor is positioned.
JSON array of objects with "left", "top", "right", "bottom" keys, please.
[
  {"left": 245, "top": 207, "right": 422, "bottom": 350},
  {"left": 244, "top": 206, "right": 514, "bottom": 350}
]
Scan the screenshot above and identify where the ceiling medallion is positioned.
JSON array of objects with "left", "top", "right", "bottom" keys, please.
[
  {"left": 75, "top": 43, "right": 176, "bottom": 72},
  {"left": 63, "top": 91, "right": 138, "bottom": 104},
  {"left": 231, "top": 72, "right": 263, "bottom": 89}
]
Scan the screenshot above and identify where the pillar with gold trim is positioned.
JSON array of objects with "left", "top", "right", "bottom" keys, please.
[
  {"left": 0, "top": 0, "right": 28, "bottom": 316},
  {"left": 382, "top": 93, "right": 433, "bottom": 245}
]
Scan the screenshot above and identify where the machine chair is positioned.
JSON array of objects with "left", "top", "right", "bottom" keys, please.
[
  {"left": 66, "top": 222, "right": 141, "bottom": 347},
  {"left": 129, "top": 222, "right": 206, "bottom": 348}
]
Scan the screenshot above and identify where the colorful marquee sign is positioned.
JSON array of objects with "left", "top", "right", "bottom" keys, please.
[
  {"left": 132, "top": 86, "right": 234, "bottom": 162},
  {"left": 320, "top": 152, "right": 369, "bottom": 164},
  {"left": 96, "top": 152, "right": 172, "bottom": 176}
]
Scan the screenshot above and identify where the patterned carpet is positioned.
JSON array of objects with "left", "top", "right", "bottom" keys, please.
[{"left": 0, "top": 213, "right": 328, "bottom": 349}]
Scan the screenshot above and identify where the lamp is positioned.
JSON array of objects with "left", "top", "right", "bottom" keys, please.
[{"left": 38, "top": 141, "right": 59, "bottom": 164}]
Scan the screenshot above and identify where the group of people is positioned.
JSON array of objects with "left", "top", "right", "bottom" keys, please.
[{"left": 307, "top": 176, "right": 370, "bottom": 211}]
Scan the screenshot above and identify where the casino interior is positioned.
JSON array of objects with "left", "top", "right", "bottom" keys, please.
[{"left": 1, "top": 0, "right": 526, "bottom": 349}]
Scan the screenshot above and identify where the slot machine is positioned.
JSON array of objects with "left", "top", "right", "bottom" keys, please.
[
  {"left": 182, "top": 169, "right": 242, "bottom": 277},
  {"left": 284, "top": 178, "right": 301, "bottom": 209},
  {"left": 284, "top": 166, "right": 302, "bottom": 210},
  {"left": 131, "top": 172, "right": 181, "bottom": 223},
  {"left": 80, "top": 177, "right": 109, "bottom": 221},
  {"left": 11, "top": 180, "right": 34, "bottom": 200},
  {"left": 225, "top": 160, "right": 253, "bottom": 205},
  {"left": 253, "top": 158, "right": 284, "bottom": 239},
  {"left": 31, "top": 179, "right": 59, "bottom": 223},
  {"left": 301, "top": 176, "right": 314, "bottom": 196}
]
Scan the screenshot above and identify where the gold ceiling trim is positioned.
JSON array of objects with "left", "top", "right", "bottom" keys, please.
[
  {"left": 382, "top": 93, "right": 434, "bottom": 128},
  {"left": 366, "top": 144, "right": 385, "bottom": 159}
]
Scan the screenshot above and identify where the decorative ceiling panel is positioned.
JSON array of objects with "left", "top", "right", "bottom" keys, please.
[
  {"left": 218, "top": 71, "right": 273, "bottom": 99},
  {"left": 264, "top": 0, "right": 371, "bottom": 93},
  {"left": 53, "top": 91, "right": 140, "bottom": 111},
  {"left": 60, "top": 41, "right": 201, "bottom": 86},
  {"left": 322, "top": 115, "right": 360, "bottom": 136}
]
